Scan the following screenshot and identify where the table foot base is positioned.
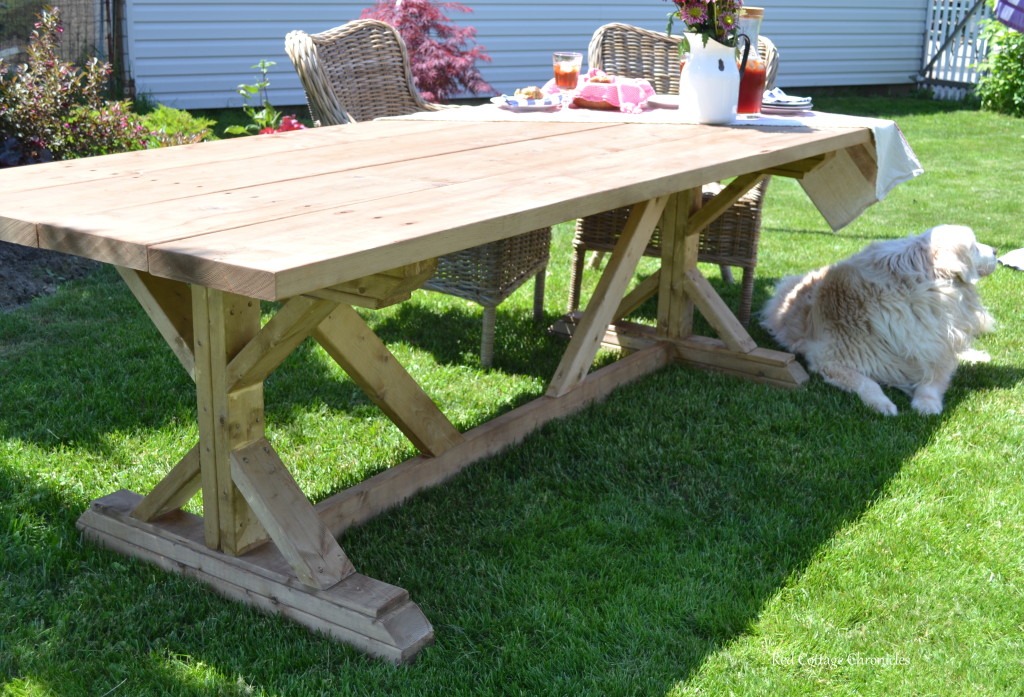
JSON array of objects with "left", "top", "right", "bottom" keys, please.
[
  {"left": 551, "top": 313, "right": 809, "bottom": 389},
  {"left": 76, "top": 489, "right": 434, "bottom": 664}
]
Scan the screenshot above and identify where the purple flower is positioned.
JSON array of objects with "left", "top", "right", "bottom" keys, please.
[{"left": 669, "top": 0, "right": 743, "bottom": 45}]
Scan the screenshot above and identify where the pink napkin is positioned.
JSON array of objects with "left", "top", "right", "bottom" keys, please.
[{"left": 543, "top": 69, "right": 656, "bottom": 114}]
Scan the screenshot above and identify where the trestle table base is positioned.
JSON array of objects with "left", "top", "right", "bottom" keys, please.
[{"left": 74, "top": 186, "right": 805, "bottom": 664}]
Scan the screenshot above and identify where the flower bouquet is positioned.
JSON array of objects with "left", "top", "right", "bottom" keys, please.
[
  {"left": 665, "top": 0, "right": 743, "bottom": 48},
  {"left": 664, "top": 0, "right": 747, "bottom": 123}
]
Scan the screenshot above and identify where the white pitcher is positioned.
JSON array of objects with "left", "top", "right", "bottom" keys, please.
[{"left": 679, "top": 33, "right": 747, "bottom": 125}]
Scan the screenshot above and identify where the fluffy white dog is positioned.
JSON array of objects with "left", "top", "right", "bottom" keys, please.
[{"left": 760, "top": 225, "right": 997, "bottom": 415}]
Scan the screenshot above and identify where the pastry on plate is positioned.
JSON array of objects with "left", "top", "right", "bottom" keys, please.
[{"left": 514, "top": 86, "right": 545, "bottom": 99}]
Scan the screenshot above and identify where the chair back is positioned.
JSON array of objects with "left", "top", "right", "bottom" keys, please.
[
  {"left": 285, "top": 19, "right": 434, "bottom": 126},
  {"left": 587, "top": 23, "right": 779, "bottom": 95}
]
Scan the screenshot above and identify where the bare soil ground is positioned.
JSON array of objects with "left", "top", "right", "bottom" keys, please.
[{"left": 0, "top": 240, "right": 99, "bottom": 312}]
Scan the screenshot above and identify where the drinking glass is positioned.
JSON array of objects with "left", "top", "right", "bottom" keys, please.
[{"left": 552, "top": 51, "right": 583, "bottom": 90}]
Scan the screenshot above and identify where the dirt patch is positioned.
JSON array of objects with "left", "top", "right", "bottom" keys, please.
[{"left": 0, "top": 240, "right": 100, "bottom": 312}]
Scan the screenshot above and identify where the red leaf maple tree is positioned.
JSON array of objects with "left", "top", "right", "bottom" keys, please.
[{"left": 360, "top": 0, "right": 497, "bottom": 102}]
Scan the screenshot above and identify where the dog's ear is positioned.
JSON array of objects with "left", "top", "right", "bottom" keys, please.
[{"left": 928, "top": 225, "right": 980, "bottom": 284}]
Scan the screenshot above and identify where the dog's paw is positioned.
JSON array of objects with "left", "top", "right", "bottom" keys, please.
[
  {"left": 868, "top": 397, "right": 899, "bottom": 416},
  {"left": 911, "top": 394, "right": 944, "bottom": 415},
  {"left": 850, "top": 376, "right": 898, "bottom": 415},
  {"left": 958, "top": 348, "right": 991, "bottom": 364}
]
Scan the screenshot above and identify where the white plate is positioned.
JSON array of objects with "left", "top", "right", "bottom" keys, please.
[
  {"left": 762, "top": 88, "right": 812, "bottom": 107},
  {"left": 761, "top": 104, "right": 812, "bottom": 115},
  {"left": 647, "top": 94, "right": 679, "bottom": 109},
  {"left": 491, "top": 95, "right": 562, "bottom": 112}
]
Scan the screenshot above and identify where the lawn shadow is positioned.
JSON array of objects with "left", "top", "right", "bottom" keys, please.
[
  {"left": 331, "top": 360, "right": 963, "bottom": 693},
  {"left": 2, "top": 262, "right": 1019, "bottom": 694}
]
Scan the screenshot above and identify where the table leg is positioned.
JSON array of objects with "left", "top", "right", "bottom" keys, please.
[
  {"left": 77, "top": 270, "right": 434, "bottom": 664},
  {"left": 547, "top": 195, "right": 669, "bottom": 398},
  {"left": 553, "top": 179, "right": 809, "bottom": 388}
]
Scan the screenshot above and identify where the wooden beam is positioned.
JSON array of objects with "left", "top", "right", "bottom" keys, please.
[
  {"left": 759, "top": 152, "right": 833, "bottom": 179},
  {"left": 658, "top": 189, "right": 701, "bottom": 339},
  {"left": 77, "top": 490, "right": 433, "bottom": 664},
  {"left": 131, "top": 444, "right": 201, "bottom": 522},
  {"left": 615, "top": 272, "right": 661, "bottom": 323},
  {"left": 316, "top": 343, "right": 673, "bottom": 537},
  {"left": 588, "top": 320, "right": 808, "bottom": 388},
  {"left": 313, "top": 304, "right": 464, "bottom": 457},
  {"left": 225, "top": 294, "right": 338, "bottom": 391},
  {"left": 192, "top": 287, "right": 268, "bottom": 555},
  {"left": 547, "top": 195, "right": 668, "bottom": 398},
  {"left": 230, "top": 438, "right": 355, "bottom": 589},
  {"left": 303, "top": 260, "right": 437, "bottom": 309},
  {"left": 679, "top": 268, "right": 757, "bottom": 354},
  {"left": 683, "top": 172, "right": 765, "bottom": 238},
  {"left": 116, "top": 267, "right": 195, "bottom": 379}
]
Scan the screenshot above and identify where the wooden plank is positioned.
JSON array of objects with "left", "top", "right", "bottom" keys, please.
[
  {"left": 116, "top": 267, "right": 196, "bottom": 379},
  {"left": 303, "top": 259, "right": 437, "bottom": 309},
  {"left": 680, "top": 268, "right": 758, "bottom": 354},
  {"left": 589, "top": 320, "right": 808, "bottom": 388},
  {"left": 131, "top": 444, "right": 202, "bottom": 522},
  {"left": 230, "top": 438, "right": 355, "bottom": 590},
  {"left": 0, "top": 218, "right": 36, "bottom": 246},
  {"left": 615, "top": 272, "right": 661, "bottom": 322},
  {"left": 312, "top": 304, "right": 464, "bottom": 458},
  {"left": 658, "top": 189, "right": 701, "bottom": 339},
  {"left": 760, "top": 152, "right": 833, "bottom": 179},
  {"left": 141, "top": 126, "right": 873, "bottom": 301},
  {"left": 316, "top": 343, "right": 673, "bottom": 537},
  {"left": 77, "top": 489, "right": 433, "bottom": 664},
  {"left": 192, "top": 287, "right": 267, "bottom": 554},
  {"left": 29, "top": 124, "right": 620, "bottom": 271},
  {"left": 547, "top": 196, "right": 669, "bottom": 398},
  {"left": 225, "top": 294, "right": 338, "bottom": 392},
  {"left": 0, "top": 120, "right": 580, "bottom": 195},
  {"left": 683, "top": 172, "right": 766, "bottom": 239}
]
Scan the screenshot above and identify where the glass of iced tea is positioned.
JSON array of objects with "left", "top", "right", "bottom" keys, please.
[
  {"left": 736, "top": 56, "right": 767, "bottom": 115},
  {"left": 552, "top": 52, "right": 583, "bottom": 90}
]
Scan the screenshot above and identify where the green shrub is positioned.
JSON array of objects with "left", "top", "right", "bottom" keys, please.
[
  {"left": 142, "top": 104, "right": 218, "bottom": 146},
  {"left": 0, "top": 6, "right": 150, "bottom": 163},
  {"left": 975, "top": 11, "right": 1024, "bottom": 118}
]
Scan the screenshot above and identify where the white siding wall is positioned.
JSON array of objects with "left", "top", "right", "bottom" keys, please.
[
  {"left": 125, "top": 0, "right": 929, "bottom": 110},
  {"left": 761, "top": 0, "right": 929, "bottom": 88}
]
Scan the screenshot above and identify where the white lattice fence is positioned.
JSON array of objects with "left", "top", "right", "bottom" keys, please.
[{"left": 921, "top": 0, "right": 994, "bottom": 99}]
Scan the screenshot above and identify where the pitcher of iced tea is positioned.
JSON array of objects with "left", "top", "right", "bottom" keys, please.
[{"left": 736, "top": 6, "right": 767, "bottom": 116}]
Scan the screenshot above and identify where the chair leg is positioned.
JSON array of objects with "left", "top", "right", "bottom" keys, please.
[
  {"left": 480, "top": 305, "right": 496, "bottom": 368},
  {"left": 737, "top": 267, "right": 755, "bottom": 327},
  {"left": 532, "top": 266, "right": 546, "bottom": 323},
  {"left": 568, "top": 246, "right": 587, "bottom": 313}
]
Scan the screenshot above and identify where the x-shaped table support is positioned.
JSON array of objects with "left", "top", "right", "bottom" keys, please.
[{"left": 76, "top": 180, "right": 806, "bottom": 664}]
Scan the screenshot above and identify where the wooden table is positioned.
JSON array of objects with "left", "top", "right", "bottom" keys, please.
[{"left": 0, "top": 116, "right": 884, "bottom": 663}]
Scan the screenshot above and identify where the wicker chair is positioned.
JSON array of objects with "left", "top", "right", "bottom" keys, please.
[
  {"left": 285, "top": 19, "right": 551, "bottom": 367},
  {"left": 569, "top": 23, "right": 780, "bottom": 326}
]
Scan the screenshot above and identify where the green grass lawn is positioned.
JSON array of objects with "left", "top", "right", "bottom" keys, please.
[{"left": 2, "top": 93, "right": 1023, "bottom": 696}]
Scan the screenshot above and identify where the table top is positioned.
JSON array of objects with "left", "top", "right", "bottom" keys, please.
[{"left": 0, "top": 117, "right": 871, "bottom": 301}]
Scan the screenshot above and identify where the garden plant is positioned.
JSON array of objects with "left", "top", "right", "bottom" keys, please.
[
  {"left": 223, "top": 60, "right": 308, "bottom": 136},
  {"left": 360, "top": 0, "right": 496, "bottom": 101},
  {"left": 0, "top": 6, "right": 149, "bottom": 165},
  {"left": 0, "top": 6, "right": 219, "bottom": 166},
  {"left": 976, "top": 0, "right": 1024, "bottom": 118}
]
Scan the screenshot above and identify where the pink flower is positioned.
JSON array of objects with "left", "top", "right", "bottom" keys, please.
[{"left": 278, "top": 115, "right": 307, "bottom": 131}]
